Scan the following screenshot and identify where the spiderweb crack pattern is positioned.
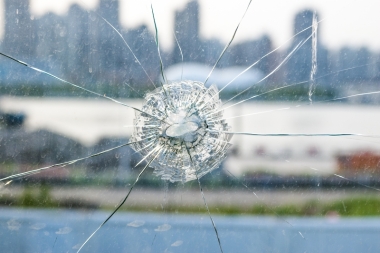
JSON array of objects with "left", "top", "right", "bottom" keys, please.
[{"left": 131, "top": 80, "right": 232, "bottom": 183}]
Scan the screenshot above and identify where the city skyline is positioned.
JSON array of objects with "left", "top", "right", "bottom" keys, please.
[
  {"left": 7, "top": 0, "right": 378, "bottom": 52},
  {"left": 0, "top": 0, "right": 378, "bottom": 93}
]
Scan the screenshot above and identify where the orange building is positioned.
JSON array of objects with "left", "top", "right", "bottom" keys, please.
[{"left": 336, "top": 151, "right": 380, "bottom": 174}]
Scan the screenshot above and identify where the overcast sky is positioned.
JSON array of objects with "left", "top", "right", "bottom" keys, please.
[{"left": 2, "top": 0, "right": 379, "bottom": 52}]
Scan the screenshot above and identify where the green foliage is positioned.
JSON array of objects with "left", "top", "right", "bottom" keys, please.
[
  {"left": 18, "top": 183, "right": 56, "bottom": 208},
  {"left": 260, "top": 86, "right": 336, "bottom": 101},
  {"left": 323, "top": 198, "right": 380, "bottom": 216},
  {"left": 117, "top": 197, "right": 380, "bottom": 217},
  {"left": 2, "top": 184, "right": 380, "bottom": 217},
  {"left": 219, "top": 85, "right": 336, "bottom": 101},
  {"left": 0, "top": 83, "right": 148, "bottom": 98},
  {"left": 254, "top": 198, "right": 380, "bottom": 217}
]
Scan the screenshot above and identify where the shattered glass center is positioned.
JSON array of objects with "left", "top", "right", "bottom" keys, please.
[
  {"left": 131, "top": 80, "right": 232, "bottom": 183},
  {"left": 164, "top": 110, "right": 201, "bottom": 143}
]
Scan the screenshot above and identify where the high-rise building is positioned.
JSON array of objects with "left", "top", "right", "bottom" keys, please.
[
  {"left": 66, "top": 4, "right": 91, "bottom": 83},
  {"left": 230, "top": 35, "right": 273, "bottom": 74},
  {"left": 173, "top": 0, "right": 201, "bottom": 63},
  {"left": 2, "top": 0, "right": 36, "bottom": 58},
  {"left": 285, "top": 10, "right": 314, "bottom": 84},
  {"left": 337, "top": 47, "right": 370, "bottom": 82},
  {"left": 34, "top": 12, "right": 67, "bottom": 83},
  {"left": 285, "top": 9, "right": 329, "bottom": 86},
  {"left": 293, "top": 10, "right": 314, "bottom": 42},
  {"left": 123, "top": 25, "right": 160, "bottom": 85},
  {"left": 93, "top": 0, "right": 125, "bottom": 84},
  {"left": 98, "top": 0, "right": 120, "bottom": 28},
  {"left": 35, "top": 13, "right": 66, "bottom": 60}
]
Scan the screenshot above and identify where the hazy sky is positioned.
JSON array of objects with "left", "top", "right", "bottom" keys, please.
[{"left": 2, "top": 0, "right": 379, "bottom": 52}]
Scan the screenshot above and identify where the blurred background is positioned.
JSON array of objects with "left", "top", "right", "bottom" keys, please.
[{"left": 0, "top": 0, "right": 380, "bottom": 252}]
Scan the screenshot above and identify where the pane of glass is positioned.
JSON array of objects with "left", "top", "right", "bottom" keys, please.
[{"left": 1, "top": 0, "right": 379, "bottom": 252}]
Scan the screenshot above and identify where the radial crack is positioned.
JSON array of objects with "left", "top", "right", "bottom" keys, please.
[
  {"left": 95, "top": 13, "right": 157, "bottom": 89},
  {"left": 210, "top": 131, "right": 364, "bottom": 137},
  {"left": 308, "top": 166, "right": 380, "bottom": 192},
  {"left": 0, "top": 140, "right": 145, "bottom": 183},
  {"left": 308, "top": 11, "right": 318, "bottom": 103},
  {"left": 203, "top": 0, "right": 253, "bottom": 86},
  {"left": 222, "top": 38, "right": 310, "bottom": 107},
  {"left": 224, "top": 169, "right": 305, "bottom": 239},
  {"left": 76, "top": 153, "right": 160, "bottom": 253},
  {"left": 150, "top": 4, "right": 167, "bottom": 84},
  {"left": 173, "top": 31, "right": 184, "bottom": 81},
  {"left": 0, "top": 51, "right": 165, "bottom": 122},
  {"left": 185, "top": 147, "right": 224, "bottom": 253},
  {"left": 199, "top": 20, "right": 324, "bottom": 110}
]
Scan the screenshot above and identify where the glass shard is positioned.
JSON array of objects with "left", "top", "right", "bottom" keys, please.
[{"left": 131, "top": 81, "right": 232, "bottom": 183}]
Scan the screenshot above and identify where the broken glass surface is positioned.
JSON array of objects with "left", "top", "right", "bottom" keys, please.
[
  {"left": 131, "top": 80, "right": 231, "bottom": 183},
  {"left": 0, "top": 0, "right": 380, "bottom": 252}
]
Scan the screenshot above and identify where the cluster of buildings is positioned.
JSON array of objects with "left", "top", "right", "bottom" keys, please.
[{"left": 0, "top": 0, "right": 379, "bottom": 100}]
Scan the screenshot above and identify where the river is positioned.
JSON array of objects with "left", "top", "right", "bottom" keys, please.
[
  {"left": 1, "top": 97, "right": 379, "bottom": 176},
  {"left": 1, "top": 207, "right": 379, "bottom": 253}
]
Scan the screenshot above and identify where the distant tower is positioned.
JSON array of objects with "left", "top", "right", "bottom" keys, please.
[
  {"left": 66, "top": 4, "right": 91, "bottom": 82},
  {"left": 173, "top": 0, "right": 200, "bottom": 63},
  {"left": 338, "top": 47, "right": 370, "bottom": 82},
  {"left": 285, "top": 9, "right": 329, "bottom": 86},
  {"left": 92, "top": 0, "right": 123, "bottom": 84},
  {"left": 285, "top": 10, "right": 314, "bottom": 84},
  {"left": 293, "top": 10, "right": 314, "bottom": 42},
  {"left": 2, "top": 0, "right": 36, "bottom": 58},
  {"left": 98, "top": 0, "right": 120, "bottom": 27}
]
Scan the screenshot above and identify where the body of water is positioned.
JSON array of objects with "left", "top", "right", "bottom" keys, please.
[
  {"left": 1, "top": 97, "right": 379, "bottom": 176},
  {"left": 0, "top": 208, "right": 380, "bottom": 253}
]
